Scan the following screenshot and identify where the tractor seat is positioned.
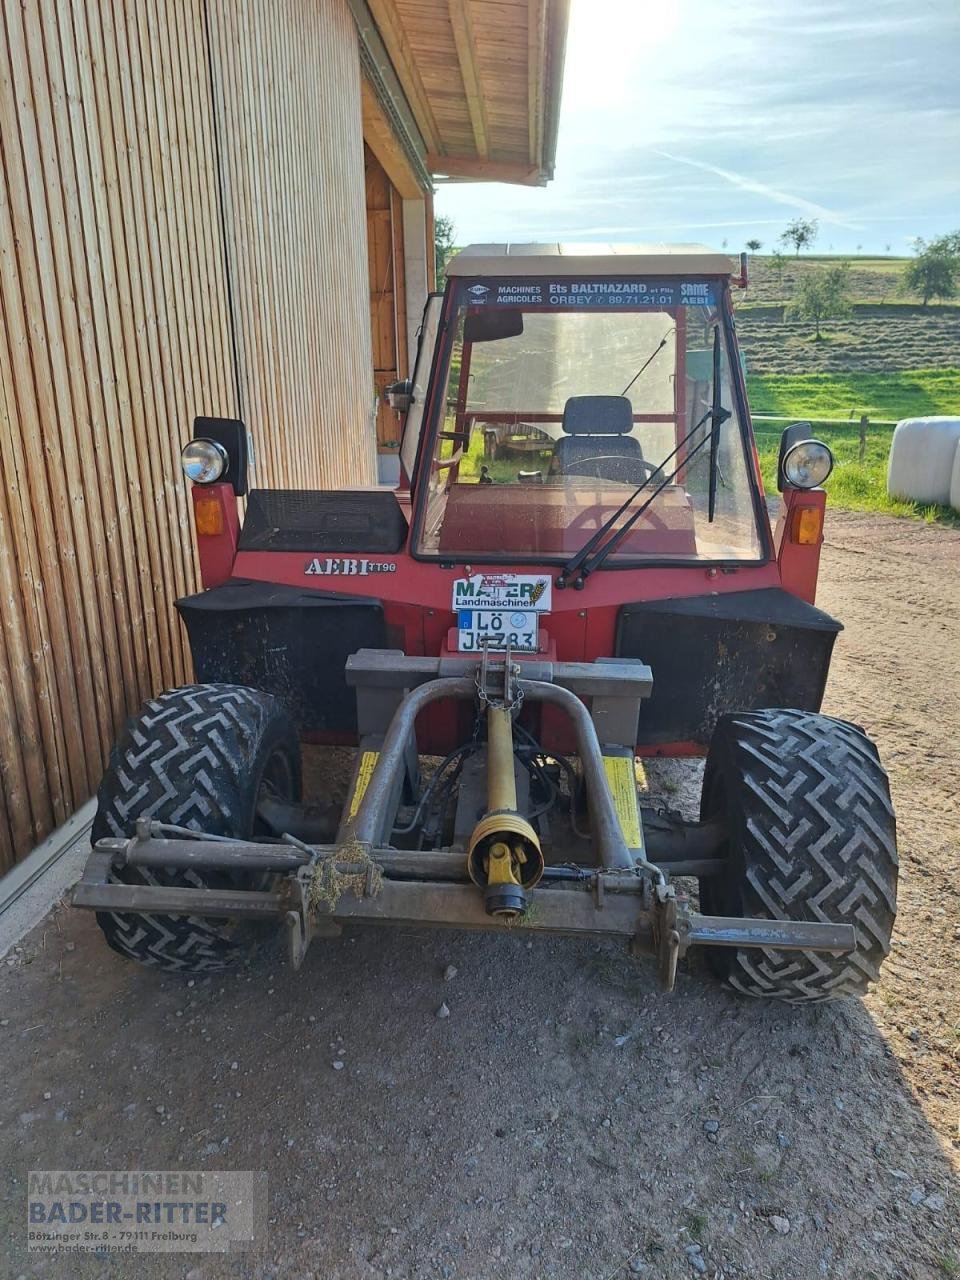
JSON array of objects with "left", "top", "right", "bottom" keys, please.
[{"left": 552, "top": 395, "right": 646, "bottom": 484}]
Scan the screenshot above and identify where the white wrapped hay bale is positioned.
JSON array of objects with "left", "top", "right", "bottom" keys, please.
[
  {"left": 887, "top": 417, "right": 960, "bottom": 506},
  {"left": 950, "top": 438, "right": 960, "bottom": 513}
]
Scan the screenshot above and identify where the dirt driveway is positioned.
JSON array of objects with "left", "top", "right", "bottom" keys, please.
[{"left": 1, "top": 509, "right": 958, "bottom": 1280}]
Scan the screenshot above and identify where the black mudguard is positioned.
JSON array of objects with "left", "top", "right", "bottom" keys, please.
[
  {"left": 616, "top": 588, "right": 842, "bottom": 748},
  {"left": 176, "top": 579, "right": 387, "bottom": 734}
]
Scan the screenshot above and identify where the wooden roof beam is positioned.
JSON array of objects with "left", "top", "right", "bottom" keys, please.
[
  {"left": 447, "top": 0, "right": 488, "bottom": 159},
  {"left": 365, "top": 0, "right": 443, "bottom": 157},
  {"left": 361, "top": 76, "right": 427, "bottom": 198}
]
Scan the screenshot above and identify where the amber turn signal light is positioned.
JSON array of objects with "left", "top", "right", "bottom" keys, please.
[
  {"left": 790, "top": 505, "right": 823, "bottom": 545},
  {"left": 194, "top": 495, "right": 225, "bottom": 537}
]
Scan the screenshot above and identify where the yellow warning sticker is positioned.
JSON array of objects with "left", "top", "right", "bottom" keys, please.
[
  {"left": 602, "top": 755, "right": 644, "bottom": 850},
  {"left": 347, "top": 750, "right": 380, "bottom": 819}
]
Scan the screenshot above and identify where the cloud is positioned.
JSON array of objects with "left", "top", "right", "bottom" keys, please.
[{"left": 652, "top": 150, "right": 861, "bottom": 231}]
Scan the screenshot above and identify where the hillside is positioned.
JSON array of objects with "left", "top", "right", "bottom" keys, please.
[
  {"left": 738, "top": 254, "right": 951, "bottom": 307},
  {"left": 736, "top": 256, "right": 960, "bottom": 376},
  {"left": 737, "top": 255, "right": 960, "bottom": 524},
  {"left": 738, "top": 311, "right": 960, "bottom": 375}
]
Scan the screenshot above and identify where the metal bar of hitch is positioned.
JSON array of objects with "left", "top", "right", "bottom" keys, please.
[
  {"left": 74, "top": 839, "right": 857, "bottom": 957},
  {"left": 95, "top": 835, "right": 472, "bottom": 880},
  {"left": 685, "top": 915, "right": 856, "bottom": 953},
  {"left": 94, "top": 835, "right": 681, "bottom": 890},
  {"left": 72, "top": 880, "right": 285, "bottom": 919}
]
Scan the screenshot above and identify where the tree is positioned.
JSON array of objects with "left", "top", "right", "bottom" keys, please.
[
  {"left": 902, "top": 232, "right": 960, "bottom": 305},
  {"left": 745, "top": 238, "right": 763, "bottom": 253},
  {"left": 787, "top": 262, "right": 852, "bottom": 340},
  {"left": 769, "top": 248, "right": 787, "bottom": 289},
  {"left": 779, "top": 217, "right": 818, "bottom": 257},
  {"left": 434, "top": 214, "right": 457, "bottom": 289}
]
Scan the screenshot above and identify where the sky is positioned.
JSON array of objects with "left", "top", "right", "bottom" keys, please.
[{"left": 435, "top": 0, "right": 960, "bottom": 255}]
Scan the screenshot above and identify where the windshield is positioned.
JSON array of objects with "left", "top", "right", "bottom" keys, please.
[{"left": 413, "top": 276, "right": 766, "bottom": 564}]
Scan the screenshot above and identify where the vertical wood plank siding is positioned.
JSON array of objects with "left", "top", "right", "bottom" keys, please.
[{"left": 0, "top": 0, "right": 375, "bottom": 870}]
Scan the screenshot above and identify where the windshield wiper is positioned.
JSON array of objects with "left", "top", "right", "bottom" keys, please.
[
  {"left": 556, "top": 327, "right": 730, "bottom": 590},
  {"left": 555, "top": 408, "right": 713, "bottom": 588}
]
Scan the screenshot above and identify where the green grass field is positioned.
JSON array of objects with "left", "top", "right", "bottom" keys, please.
[
  {"left": 748, "top": 368, "right": 960, "bottom": 420},
  {"left": 747, "top": 369, "right": 960, "bottom": 526},
  {"left": 796, "top": 256, "right": 906, "bottom": 265}
]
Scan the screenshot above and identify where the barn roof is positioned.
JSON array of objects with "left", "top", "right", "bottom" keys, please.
[{"left": 352, "top": 0, "right": 569, "bottom": 190}]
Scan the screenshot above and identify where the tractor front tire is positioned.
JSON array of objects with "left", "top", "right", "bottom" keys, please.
[
  {"left": 92, "top": 684, "right": 300, "bottom": 973},
  {"left": 699, "top": 708, "right": 897, "bottom": 1003}
]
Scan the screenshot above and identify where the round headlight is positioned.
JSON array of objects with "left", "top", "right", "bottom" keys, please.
[
  {"left": 782, "top": 439, "right": 833, "bottom": 489},
  {"left": 181, "top": 439, "right": 228, "bottom": 484}
]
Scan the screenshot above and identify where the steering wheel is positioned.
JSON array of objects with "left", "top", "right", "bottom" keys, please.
[{"left": 560, "top": 456, "right": 659, "bottom": 481}]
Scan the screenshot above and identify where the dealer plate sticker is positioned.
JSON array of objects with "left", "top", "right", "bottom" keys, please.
[
  {"left": 452, "top": 573, "right": 552, "bottom": 612},
  {"left": 458, "top": 609, "right": 538, "bottom": 653}
]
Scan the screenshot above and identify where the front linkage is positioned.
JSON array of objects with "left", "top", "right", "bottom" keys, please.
[{"left": 73, "top": 649, "right": 856, "bottom": 990}]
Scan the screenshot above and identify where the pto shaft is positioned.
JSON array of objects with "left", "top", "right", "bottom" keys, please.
[
  {"left": 467, "top": 703, "right": 544, "bottom": 918},
  {"left": 487, "top": 707, "right": 519, "bottom": 812}
]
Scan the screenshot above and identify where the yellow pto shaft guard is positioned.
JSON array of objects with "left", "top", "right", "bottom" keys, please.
[{"left": 467, "top": 705, "right": 545, "bottom": 918}]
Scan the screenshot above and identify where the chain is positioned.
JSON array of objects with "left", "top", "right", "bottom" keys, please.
[{"left": 474, "top": 639, "right": 524, "bottom": 713}]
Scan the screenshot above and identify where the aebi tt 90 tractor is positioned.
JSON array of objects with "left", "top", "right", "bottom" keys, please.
[{"left": 74, "top": 244, "right": 897, "bottom": 1003}]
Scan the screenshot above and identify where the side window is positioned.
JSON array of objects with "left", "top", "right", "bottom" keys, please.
[
  {"left": 399, "top": 295, "right": 445, "bottom": 484},
  {"left": 421, "top": 315, "right": 466, "bottom": 541}
]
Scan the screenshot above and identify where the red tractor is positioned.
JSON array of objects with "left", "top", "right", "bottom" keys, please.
[{"left": 74, "top": 245, "right": 897, "bottom": 1002}]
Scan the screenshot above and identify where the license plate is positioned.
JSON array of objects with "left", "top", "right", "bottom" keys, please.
[{"left": 457, "top": 609, "right": 538, "bottom": 653}]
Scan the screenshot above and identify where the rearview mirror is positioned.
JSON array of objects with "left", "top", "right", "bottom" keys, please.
[{"left": 463, "top": 307, "right": 524, "bottom": 344}]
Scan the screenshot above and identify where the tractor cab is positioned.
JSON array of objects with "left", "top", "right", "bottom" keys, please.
[
  {"left": 400, "top": 244, "right": 767, "bottom": 570},
  {"left": 167, "top": 244, "right": 840, "bottom": 749}
]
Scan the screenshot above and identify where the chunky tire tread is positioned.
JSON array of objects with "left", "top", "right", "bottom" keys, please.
[
  {"left": 700, "top": 708, "right": 897, "bottom": 1003},
  {"left": 93, "top": 684, "right": 299, "bottom": 973}
]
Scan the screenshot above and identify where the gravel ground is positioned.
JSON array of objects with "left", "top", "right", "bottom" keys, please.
[{"left": 1, "top": 509, "right": 958, "bottom": 1280}]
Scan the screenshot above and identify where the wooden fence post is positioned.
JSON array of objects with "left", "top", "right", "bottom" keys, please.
[{"left": 859, "top": 414, "right": 868, "bottom": 464}]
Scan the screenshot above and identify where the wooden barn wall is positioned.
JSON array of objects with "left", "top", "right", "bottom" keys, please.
[
  {"left": 209, "top": 0, "right": 375, "bottom": 489},
  {"left": 0, "top": 0, "right": 375, "bottom": 871}
]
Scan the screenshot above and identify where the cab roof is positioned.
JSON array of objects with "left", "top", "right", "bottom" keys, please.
[{"left": 446, "top": 243, "right": 738, "bottom": 278}]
